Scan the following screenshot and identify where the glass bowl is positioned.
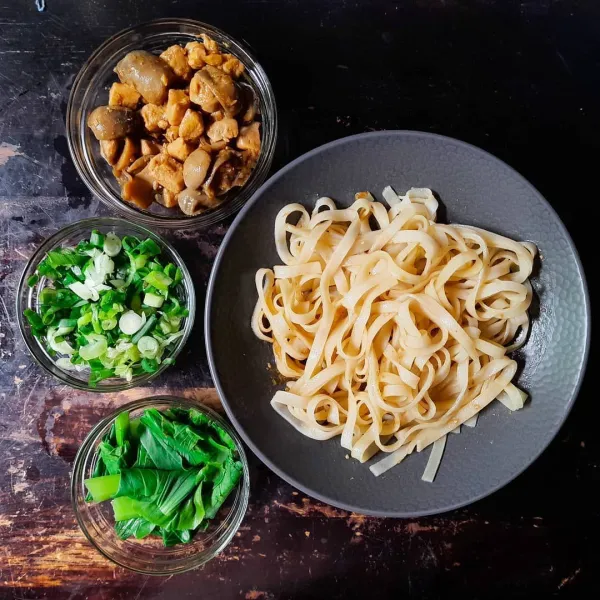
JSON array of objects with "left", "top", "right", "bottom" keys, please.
[
  {"left": 66, "top": 18, "right": 277, "bottom": 229},
  {"left": 71, "top": 397, "right": 250, "bottom": 574},
  {"left": 16, "top": 217, "right": 195, "bottom": 392}
]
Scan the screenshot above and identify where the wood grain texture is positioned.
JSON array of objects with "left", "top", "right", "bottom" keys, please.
[{"left": 0, "top": 0, "right": 598, "bottom": 598}]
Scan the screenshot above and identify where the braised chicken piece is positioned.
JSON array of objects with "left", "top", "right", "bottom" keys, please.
[
  {"left": 108, "top": 83, "right": 141, "bottom": 109},
  {"left": 146, "top": 154, "right": 185, "bottom": 194},
  {"left": 156, "top": 187, "right": 179, "bottom": 208},
  {"left": 166, "top": 89, "right": 190, "bottom": 126},
  {"left": 160, "top": 45, "right": 192, "bottom": 80},
  {"left": 165, "top": 126, "right": 180, "bottom": 143},
  {"left": 221, "top": 54, "right": 245, "bottom": 79},
  {"left": 140, "top": 104, "right": 168, "bottom": 132},
  {"left": 186, "top": 41, "right": 208, "bottom": 69},
  {"left": 236, "top": 122, "right": 261, "bottom": 156},
  {"left": 201, "top": 34, "right": 219, "bottom": 55},
  {"left": 89, "top": 37, "right": 262, "bottom": 215},
  {"left": 207, "top": 117, "right": 239, "bottom": 143},
  {"left": 179, "top": 109, "right": 204, "bottom": 141},
  {"left": 167, "top": 137, "right": 195, "bottom": 162}
]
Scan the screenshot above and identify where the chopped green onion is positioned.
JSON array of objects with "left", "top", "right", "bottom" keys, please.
[
  {"left": 101, "top": 318, "right": 118, "bottom": 331},
  {"left": 141, "top": 358, "right": 159, "bottom": 373},
  {"left": 137, "top": 336, "right": 159, "bottom": 359},
  {"left": 24, "top": 232, "right": 186, "bottom": 385},
  {"left": 131, "top": 314, "right": 157, "bottom": 344},
  {"left": 58, "top": 318, "right": 77, "bottom": 329},
  {"left": 173, "top": 267, "right": 183, "bottom": 286},
  {"left": 103, "top": 232, "right": 122, "bottom": 257},
  {"left": 143, "top": 293, "right": 164, "bottom": 308},
  {"left": 119, "top": 311, "right": 144, "bottom": 336},
  {"left": 90, "top": 230, "right": 105, "bottom": 249},
  {"left": 79, "top": 334, "right": 108, "bottom": 360},
  {"left": 143, "top": 271, "right": 172, "bottom": 292}
]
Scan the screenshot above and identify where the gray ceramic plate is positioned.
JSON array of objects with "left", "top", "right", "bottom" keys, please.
[{"left": 206, "top": 131, "right": 590, "bottom": 517}]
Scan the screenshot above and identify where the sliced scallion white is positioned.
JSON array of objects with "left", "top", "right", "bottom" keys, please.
[
  {"left": 101, "top": 318, "right": 118, "bottom": 331},
  {"left": 69, "top": 281, "right": 95, "bottom": 301},
  {"left": 119, "top": 310, "right": 144, "bottom": 335},
  {"left": 47, "top": 327, "right": 75, "bottom": 355},
  {"left": 103, "top": 232, "right": 122, "bottom": 257},
  {"left": 137, "top": 336, "right": 160, "bottom": 358},
  {"left": 79, "top": 334, "right": 108, "bottom": 361}
]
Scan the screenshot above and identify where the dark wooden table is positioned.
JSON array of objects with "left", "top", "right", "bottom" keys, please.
[{"left": 0, "top": 1, "right": 597, "bottom": 598}]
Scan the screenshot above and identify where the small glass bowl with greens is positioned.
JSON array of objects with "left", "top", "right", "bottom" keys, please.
[
  {"left": 16, "top": 218, "right": 195, "bottom": 391},
  {"left": 72, "top": 397, "right": 250, "bottom": 574}
]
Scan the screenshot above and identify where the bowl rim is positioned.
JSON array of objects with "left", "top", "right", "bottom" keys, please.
[
  {"left": 71, "top": 396, "right": 250, "bottom": 574},
  {"left": 66, "top": 17, "right": 278, "bottom": 229},
  {"left": 15, "top": 216, "right": 196, "bottom": 392},
  {"left": 205, "top": 129, "right": 591, "bottom": 518}
]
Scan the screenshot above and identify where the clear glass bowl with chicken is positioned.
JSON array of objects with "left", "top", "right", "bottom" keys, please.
[{"left": 67, "top": 19, "right": 277, "bottom": 227}]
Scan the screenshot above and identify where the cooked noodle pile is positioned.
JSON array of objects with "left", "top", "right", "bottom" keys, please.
[{"left": 252, "top": 187, "right": 536, "bottom": 478}]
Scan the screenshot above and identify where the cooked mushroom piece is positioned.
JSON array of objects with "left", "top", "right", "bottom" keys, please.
[
  {"left": 99, "top": 139, "right": 121, "bottom": 165},
  {"left": 113, "top": 137, "right": 139, "bottom": 174},
  {"left": 127, "top": 155, "right": 153, "bottom": 175},
  {"left": 183, "top": 148, "right": 212, "bottom": 190},
  {"left": 207, "top": 117, "right": 239, "bottom": 143},
  {"left": 203, "top": 147, "right": 245, "bottom": 198},
  {"left": 196, "top": 66, "right": 240, "bottom": 116},
  {"left": 239, "top": 82, "right": 258, "bottom": 123},
  {"left": 233, "top": 151, "right": 257, "bottom": 188},
  {"left": 121, "top": 161, "right": 156, "bottom": 209},
  {"left": 114, "top": 50, "right": 175, "bottom": 105},
  {"left": 189, "top": 72, "right": 221, "bottom": 113},
  {"left": 178, "top": 187, "right": 220, "bottom": 215},
  {"left": 87, "top": 106, "right": 139, "bottom": 140},
  {"left": 140, "top": 138, "right": 162, "bottom": 156},
  {"left": 236, "top": 122, "right": 261, "bottom": 156},
  {"left": 198, "top": 136, "right": 227, "bottom": 153}
]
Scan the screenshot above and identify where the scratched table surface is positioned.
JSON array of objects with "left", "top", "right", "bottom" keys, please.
[{"left": 0, "top": 0, "right": 598, "bottom": 598}]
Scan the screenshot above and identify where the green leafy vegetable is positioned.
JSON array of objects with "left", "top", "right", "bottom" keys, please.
[
  {"left": 84, "top": 407, "right": 243, "bottom": 548},
  {"left": 115, "top": 517, "right": 155, "bottom": 540}
]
